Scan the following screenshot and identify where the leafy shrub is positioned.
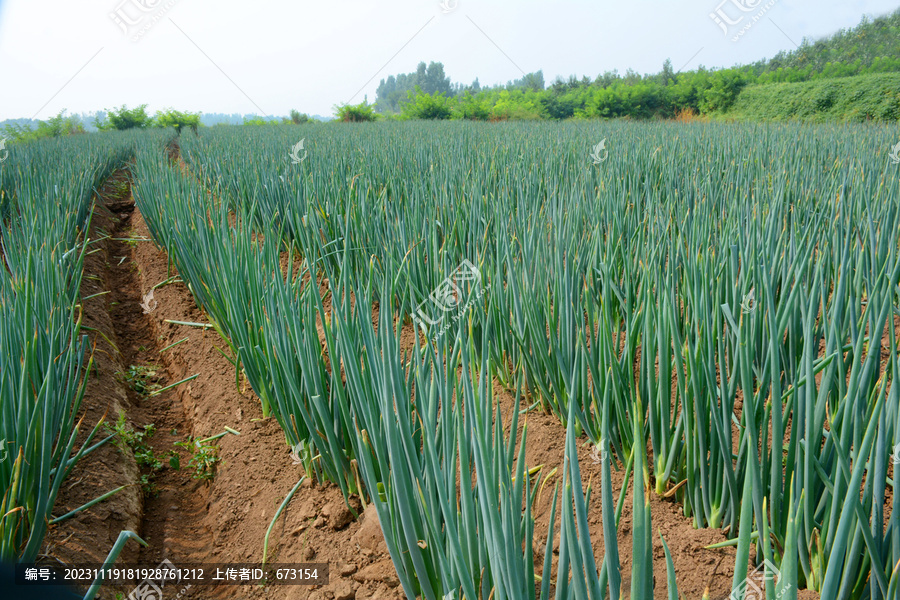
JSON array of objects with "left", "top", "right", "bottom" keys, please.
[
  {"left": 242, "top": 116, "right": 279, "bottom": 126},
  {"left": 2, "top": 110, "right": 85, "bottom": 142},
  {"left": 698, "top": 69, "right": 748, "bottom": 113},
  {"left": 726, "top": 72, "right": 900, "bottom": 122},
  {"left": 155, "top": 108, "right": 201, "bottom": 134},
  {"left": 489, "top": 90, "right": 545, "bottom": 120},
  {"left": 401, "top": 87, "right": 453, "bottom": 120},
  {"left": 455, "top": 92, "right": 491, "bottom": 120},
  {"left": 334, "top": 102, "right": 377, "bottom": 122},
  {"left": 96, "top": 104, "right": 153, "bottom": 131}
]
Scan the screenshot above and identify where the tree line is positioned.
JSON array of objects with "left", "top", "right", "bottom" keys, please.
[{"left": 368, "top": 8, "right": 900, "bottom": 121}]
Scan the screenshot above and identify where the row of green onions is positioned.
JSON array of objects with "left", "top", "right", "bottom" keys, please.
[
  {"left": 0, "top": 131, "right": 161, "bottom": 562},
  {"left": 138, "top": 120, "right": 900, "bottom": 598}
]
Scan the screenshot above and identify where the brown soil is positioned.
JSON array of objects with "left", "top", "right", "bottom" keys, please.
[
  {"left": 42, "top": 164, "right": 822, "bottom": 600},
  {"left": 41, "top": 172, "right": 144, "bottom": 570}
]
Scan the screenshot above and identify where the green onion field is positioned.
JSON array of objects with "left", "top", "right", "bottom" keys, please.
[{"left": 2, "top": 120, "right": 899, "bottom": 599}]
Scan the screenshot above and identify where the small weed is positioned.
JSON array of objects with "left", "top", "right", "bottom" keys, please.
[
  {"left": 105, "top": 413, "right": 164, "bottom": 496},
  {"left": 117, "top": 364, "right": 161, "bottom": 394},
  {"left": 173, "top": 438, "right": 221, "bottom": 481}
]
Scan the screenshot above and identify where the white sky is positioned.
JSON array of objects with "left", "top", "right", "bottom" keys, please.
[{"left": 0, "top": 0, "right": 897, "bottom": 120}]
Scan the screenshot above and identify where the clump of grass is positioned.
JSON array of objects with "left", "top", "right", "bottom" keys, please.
[
  {"left": 105, "top": 413, "right": 163, "bottom": 496},
  {"left": 116, "top": 364, "right": 161, "bottom": 394}
]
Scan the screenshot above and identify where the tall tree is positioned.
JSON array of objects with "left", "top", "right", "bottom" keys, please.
[
  {"left": 660, "top": 59, "right": 675, "bottom": 85},
  {"left": 423, "top": 62, "right": 452, "bottom": 95}
]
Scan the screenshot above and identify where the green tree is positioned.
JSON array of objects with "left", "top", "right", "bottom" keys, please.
[
  {"left": 401, "top": 87, "right": 453, "bottom": 120},
  {"left": 422, "top": 62, "right": 452, "bottom": 95},
  {"left": 289, "top": 109, "right": 310, "bottom": 124},
  {"left": 540, "top": 94, "right": 576, "bottom": 120},
  {"left": 334, "top": 101, "right": 377, "bottom": 122},
  {"left": 455, "top": 91, "right": 491, "bottom": 120},
  {"left": 154, "top": 108, "right": 201, "bottom": 134},
  {"left": 376, "top": 61, "right": 453, "bottom": 113},
  {"left": 699, "top": 69, "right": 748, "bottom": 113},
  {"left": 96, "top": 104, "right": 153, "bottom": 130},
  {"left": 510, "top": 70, "right": 545, "bottom": 91},
  {"left": 659, "top": 59, "right": 675, "bottom": 86},
  {"left": 489, "top": 90, "right": 546, "bottom": 120}
]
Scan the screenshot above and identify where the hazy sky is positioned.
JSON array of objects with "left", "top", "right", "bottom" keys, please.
[{"left": 0, "top": 0, "right": 897, "bottom": 120}]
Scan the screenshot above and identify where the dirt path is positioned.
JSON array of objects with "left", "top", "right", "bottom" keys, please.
[
  {"left": 44, "top": 168, "right": 221, "bottom": 598},
  {"left": 41, "top": 171, "right": 144, "bottom": 577},
  {"left": 103, "top": 176, "right": 215, "bottom": 570}
]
